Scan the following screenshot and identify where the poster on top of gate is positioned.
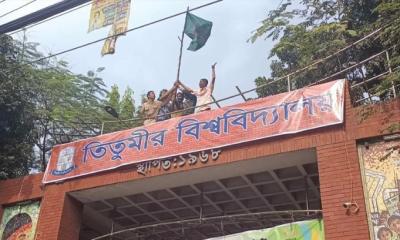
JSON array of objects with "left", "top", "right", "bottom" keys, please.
[
  {"left": 205, "top": 219, "right": 324, "bottom": 240},
  {"left": 43, "top": 79, "right": 345, "bottom": 184}
]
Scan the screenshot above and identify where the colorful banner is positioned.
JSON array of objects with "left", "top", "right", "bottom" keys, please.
[
  {"left": 206, "top": 219, "right": 324, "bottom": 240},
  {"left": 0, "top": 201, "right": 40, "bottom": 240},
  {"left": 112, "top": 0, "right": 131, "bottom": 35},
  {"left": 88, "top": 0, "right": 131, "bottom": 55},
  {"left": 88, "top": 0, "right": 131, "bottom": 32},
  {"left": 101, "top": 26, "right": 117, "bottom": 56},
  {"left": 43, "top": 80, "right": 345, "bottom": 184},
  {"left": 359, "top": 139, "right": 400, "bottom": 240}
]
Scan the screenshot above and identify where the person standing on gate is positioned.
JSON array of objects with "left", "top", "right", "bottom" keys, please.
[
  {"left": 170, "top": 91, "right": 185, "bottom": 118},
  {"left": 182, "top": 90, "right": 197, "bottom": 115},
  {"left": 141, "top": 81, "right": 178, "bottom": 125},
  {"left": 155, "top": 89, "right": 174, "bottom": 122},
  {"left": 178, "top": 62, "right": 216, "bottom": 112}
]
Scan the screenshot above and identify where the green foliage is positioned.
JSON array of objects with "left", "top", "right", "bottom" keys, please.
[
  {"left": 107, "top": 84, "right": 120, "bottom": 114},
  {"left": 251, "top": 0, "right": 400, "bottom": 101},
  {"left": 0, "top": 34, "right": 112, "bottom": 178},
  {"left": 249, "top": 1, "right": 293, "bottom": 43},
  {"left": 251, "top": 0, "right": 400, "bottom": 133},
  {"left": 120, "top": 87, "right": 135, "bottom": 120},
  {"left": 101, "top": 86, "right": 143, "bottom": 133},
  {"left": 0, "top": 35, "right": 36, "bottom": 178},
  {"left": 0, "top": 29, "right": 147, "bottom": 178}
]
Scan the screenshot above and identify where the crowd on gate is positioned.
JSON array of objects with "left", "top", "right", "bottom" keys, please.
[{"left": 141, "top": 63, "right": 217, "bottom": 126}]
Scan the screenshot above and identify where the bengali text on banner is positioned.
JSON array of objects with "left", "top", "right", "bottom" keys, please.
[{"left": 43, "top": 79, "right": 345, "bottom": 184}]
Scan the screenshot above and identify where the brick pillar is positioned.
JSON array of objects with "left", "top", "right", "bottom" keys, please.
[
  {"left": 317, "top": 140, "right": 370, "bottom": 239},
  {"left": 35, "top": 185, "right": 82, "bottom": 240},
  {"left": 58, "top": 195, "right": 83, "bottom": 239}
]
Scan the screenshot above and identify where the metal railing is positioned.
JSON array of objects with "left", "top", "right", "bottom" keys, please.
[{"left": 100, "top": 44, "right": 399, "bottom": 134}]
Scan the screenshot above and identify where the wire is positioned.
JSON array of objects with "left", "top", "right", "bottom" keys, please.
[
  {"left": 0, "top": 0, "right": 7, "bottom": 5},
  {"left": 20, "top": 0, "right": 381, "bottom": 72},
  {"left": 0, "top": 0, "right": 37, "bottom": 19},
  {"left": 6, "top": 0, "right": 281, "bottom": 35},
  {"left": 8, "top": 1, "right": 92, "bottom": 35},
  {"left": 26, "top": 0, "right": 224, "bottom": 65}
]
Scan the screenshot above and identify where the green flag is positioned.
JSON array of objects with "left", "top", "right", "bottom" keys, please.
[{"left": 183, "top": 12, "right": 213, "bottom": 51}]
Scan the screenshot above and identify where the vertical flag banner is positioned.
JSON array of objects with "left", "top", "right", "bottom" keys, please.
[
  {"left": 88, "top": 0, "right": 132, "bottom": 55},
  {"left": 101, "top": 26, "right": 117, "bottom": 55},
  {"left": 88, "top": 0, "right": 116, "bottom": 32},
  {"left": 183, "top": 12, "right": 213, "bottom": 51},
  {"left": 112, "top": 0, "right": 131, "bottom": 35}
]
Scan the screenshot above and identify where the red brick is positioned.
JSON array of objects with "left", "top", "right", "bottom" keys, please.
[{"left": 0, "top": 85, "right": 398, "bottom": 240}]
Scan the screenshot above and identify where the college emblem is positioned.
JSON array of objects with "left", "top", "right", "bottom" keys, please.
[{"left": 51, "top": 147, "right": 76, "bottom": 176}]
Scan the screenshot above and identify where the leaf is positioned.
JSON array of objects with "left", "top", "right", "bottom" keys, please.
[
  {"left": 96, "top": 67, "right": 105, "bottom": 72},
  {"left": 346, "top": 30, "right": 358, "bottom": 37},
  {"left": 87, "top": 70, "right": 95, "bottom": 77}
]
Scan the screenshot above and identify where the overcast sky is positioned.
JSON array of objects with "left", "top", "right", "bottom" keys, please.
[{"left": 1, "top": 0, "right": 279, "bottom": 107}]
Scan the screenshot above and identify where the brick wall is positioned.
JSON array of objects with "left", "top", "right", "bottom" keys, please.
[
  {"left": 58, "top": 195, "right": 83, "bottom": 239},
  {"left": 0, "top": 84, "right": 399, "bottom": 240},
  {"left": 0, "top": 173, "right": 43, "bottom": 230},
  {"left": 317, "top": 141, "right": 370, "bottom": 239},
  {"left": 32, "top": 184, "right": 83, "bottom": 240},
  {"left": 0, "top": 173, "right": 43, "bottom": 205}
]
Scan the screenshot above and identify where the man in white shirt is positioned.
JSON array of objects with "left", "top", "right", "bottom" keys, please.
[{"left": 178, "top": 62, "right": 217, "bottom": 113}]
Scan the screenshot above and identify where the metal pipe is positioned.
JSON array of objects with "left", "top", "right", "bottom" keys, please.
[
  {"left": 90, "top": 209, "right": 322, "bottom": 240},
  {"left": 385, "top": 50, "right": 397, "bottom": 98},
  {"left": 211, "top": 95, "right": 221, "bottom": 108},
  {"left": 305, "top": 176, "right": 309, "bottom": 216},
  {"left": 100, "top": 122, "right": 105, "bottom": 135},
  {"left": 235, "top": 86, "right": 247, "bottom": 101}
]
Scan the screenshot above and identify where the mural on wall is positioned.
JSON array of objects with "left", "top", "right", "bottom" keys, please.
[
  {"left": 206, "top": 219, "right": 324, "bottom": 240},
  {"left": 0, "top": 201, "right": 40, "bottom": 240},
  {"left": 359, "top": 139, "right": 400, "bottom": 240}
]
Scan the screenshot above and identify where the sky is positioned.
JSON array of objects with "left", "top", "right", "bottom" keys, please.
[{"left": 1, "top": 0, "right": 280, "bottom": 107}]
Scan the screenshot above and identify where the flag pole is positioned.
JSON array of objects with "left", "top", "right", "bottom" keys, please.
[{"left": 176, "top": 7, "right": 189, "bottom": 81}]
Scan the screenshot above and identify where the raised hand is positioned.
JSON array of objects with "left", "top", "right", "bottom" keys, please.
[
  {"left": 174, "top": 80, "right": 180, "bottom": 88},
  {"left": 211, "top": 62, "right": 217, "bottom": 69}
]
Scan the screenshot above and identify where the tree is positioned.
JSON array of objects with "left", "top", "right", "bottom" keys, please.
[
  {"left": 0, "top": 34, "right": 110, "bottom": 177},
  {"left": 31, "top": 66, "right": 109, "bottom": 171},
  {"left": 107, "top": 84, "right": 120, "bottom": 114},
  {"left": 0, "top": 35, "right": 36, "bottom": 178},
  {"left": 101, "top": 86, "right": 144, "bottom": 133},
  {"left": 120, "top": 87, "right": 135, "bottom": 120},
  {"left": 251, "top": 0, "right": 399, "bottom": 102}
]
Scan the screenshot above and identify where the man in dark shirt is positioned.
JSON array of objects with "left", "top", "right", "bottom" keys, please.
[{"left": 182, "top": 90, "right": 197, "bottom": 115}]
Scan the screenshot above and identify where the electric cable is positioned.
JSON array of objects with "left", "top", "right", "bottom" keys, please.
[
  {"left": 8, "top": 1, "right": 92, "bottom": 35},
  {"left": 0, "top": 0, "right": 37, "bottom": 19},
  {"left": 26, "top": 0, "right": 224, "bottom": 64}
]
